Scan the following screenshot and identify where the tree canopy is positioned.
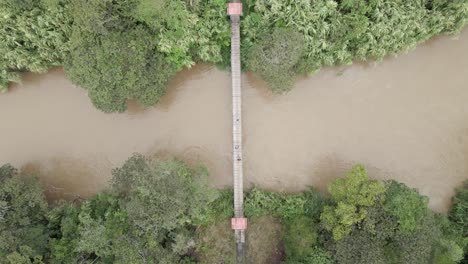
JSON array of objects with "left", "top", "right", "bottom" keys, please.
[
  {"left": 0, "top": 160, "right": 466, "bottom": 263},
  {"left": 449, "top": 181, "right": 468, "bottom": 263},
  {"left": 48, "top": 154, "right": 217, "bottom": 263},
  {"left": 0, "top": 164, "right": 49, "bottom": 263},
  {"left": 320, "top": 165, "right": 386, "bottom": 240},
  {"left": 1, "top": 0, "right": 466, "bottom": 107},
  {"left": 0, "top": 0, "right": 70, "bottom": 91},
  {"left": 246, "top": 28, "right": 305, "bottom": 92},
  {"left": 65, "top": 26, "right": 177, "bottom": 112}
]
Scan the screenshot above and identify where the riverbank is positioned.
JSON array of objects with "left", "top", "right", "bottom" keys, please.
[{"left": 1, "top": 29, "right": 467, "bottom": 212}]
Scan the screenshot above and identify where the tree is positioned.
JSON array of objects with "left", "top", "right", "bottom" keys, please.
[
  {"left": 0, "top": 164, "right": 49, "bottom": 262},
  {"left": 111, "top": 154, "right": 216, "bottom": 262},
  {"left": 282, "top": 215, "right": 335, "bottom": 263},
  {"left": 65, "top": 0, "right": 178, "bottom": 113},
  {"left": 111, "top": 154, "right": 218, "bottom": 229},
  {"left": 246, "top": 28, "right": 305, "bottom": 92},
  {"left": 362, "top": 206, "right": 398, "bottom": 241},
  {"left": 320, "top": 165, "right": 386, "bottom": 240},
  {"left": 65, "top": 26, "right": 177, "bottom": 112},
  {"left": 383, "top": 180, "right": 429, "bottom": 233},
  {"left": 47, "top": 202, "right": 81, "bottom": 264},
  {"left": 328, "top": 207, "right": 397, "bottom": 264},
  {"left": 334, "top": 229, "right": 387, "bottom": 264},
  {"left": 391, "top": 215, "right": 438, "bottom": 264},
  {"left": 46, "top": 154, "right": 217, "bottom": 263}
]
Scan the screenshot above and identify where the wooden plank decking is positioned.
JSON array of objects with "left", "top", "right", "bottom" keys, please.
[{"left": 228, "top": 2, "right": 245, "bottom": 263}]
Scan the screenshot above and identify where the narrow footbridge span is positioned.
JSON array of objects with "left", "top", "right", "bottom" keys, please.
[{"left": 227, "top": 1, "right": 246, "bottom": 263}]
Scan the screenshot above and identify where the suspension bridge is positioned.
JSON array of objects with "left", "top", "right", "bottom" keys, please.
[{"left": 227, "top": 1, "right": 246, "bottom": 263}]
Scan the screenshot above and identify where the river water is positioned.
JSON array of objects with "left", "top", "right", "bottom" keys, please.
[{"left": 1, "top": 30, "right": 467, "bottom": 212}]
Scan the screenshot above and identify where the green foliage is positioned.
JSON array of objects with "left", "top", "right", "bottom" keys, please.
[
  {"left": 384, "top": 180, "right": 430, "bottom": 233},
  {"left": 65, "top": 25, "right": 177, "bottom": 112},
  {"left": 2, "top": 0, "right": 466, "bottom": 109},
  {"left": 362, "top": 207, "right": 398, "bottom": 240},
  {"left": 246, "top": 28, "right": 305, "bottom": 92},
  {"left": 434, "top": 239, "right": 464, "bottom": 264},
  {"left": 391, "top": 215, "right": 439, "bottom": 264},
  {"left": 334, "top": 229, "right": 387, "bottom": 264},
  {"left": 244, "top": 188, "right": 306, "bottom": 219},
  {"left": 62, "top": 0, "right": 233, "bottom": 112},
  {"left": 197, "top": 190, "right": 234, "bottom": 226},
  {"left": 191, "top": 0, "right": 231, "bottom": 64},
  {"left": 328, "top": 165, "right": 386, "bottom": 206},
  {"left": 0, "top": 165, "right": 49, "bottom": 262},
  {"left": 45, "top": 154, "right": 217, "bottom": 263},
  {"left": 240, "top": 0, "right": 468, "bottom": 91},
  {"left": 47, "top": 202, "right": 80, "bottom": 264},
  {"left": 303, "top": 187, "right": 328, "bottom": 222},
  {"left": 283, "top": 247, "right": 335, "bottom": 264},
  {"left": 0, "top": 161, "right": 466, "bottom": 264},
  {"left": 64, "top": 0, "right": 179, "bottom": 112},
  {"left": 450, "top": 182, "right": 468, "bottom": 238},
  {"left": 107, "top": 154, "right": 216, "bottom": 262},
  {"left": 331, "top": 205, "right": 440, "bottom": 264},
  {"left": 129, "top": 0, "right": 198, "bottom": 69},
  {"left": 319, "top": 166, "right": 464, "bottom": 264},
  {"left": 299, "top": 248, "right": 335, "bottom": 264},
  {"left": 449, "top": 181, "right": 468, "bottom": 263},
  {"left": 0, "top": 0, "right": 71, "bottom": 91},
  {"left": 111, "top": 154, "right": 218, "bottom": 229},
  {"left": 321, "top": 165, "right": 386, "bottom": 240},
  {"left": 6, "top": 246, "right": 45, "bottom": 264},
  {"left": 283, "top": 216, "right": 318, "bottom": 260}
]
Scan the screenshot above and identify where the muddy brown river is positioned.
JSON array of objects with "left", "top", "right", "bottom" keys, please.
[{"left": 1, "top": 30, "right": 468, "bottom": 212}]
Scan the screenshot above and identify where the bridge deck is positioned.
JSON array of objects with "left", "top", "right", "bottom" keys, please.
[{"left": 229, "top": 1, "right": 245, "bottom": 262}]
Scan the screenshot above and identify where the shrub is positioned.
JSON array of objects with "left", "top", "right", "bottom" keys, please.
[
  {"left": 283, "top": 216, "right": 318, "bottom": 260},
  {"left": 196, "top": 190, "right": 234, "bottom": 226},
  {"left": 283, "top": 248, "right": 334, "bottom": 264},
  {"left": 244, "top": 188, "right": 306, "bottom": 219},
  {"left": 303, "top": 187, "right": 328, "bottom": 222}
]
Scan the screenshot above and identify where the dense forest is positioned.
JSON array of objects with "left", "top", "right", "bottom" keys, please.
[
  {"left": 0, "top": 0, "right": 467, "bottom": 111},
  {"left": 0, "top": 156, "right": 466, "bottom": 263}
]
